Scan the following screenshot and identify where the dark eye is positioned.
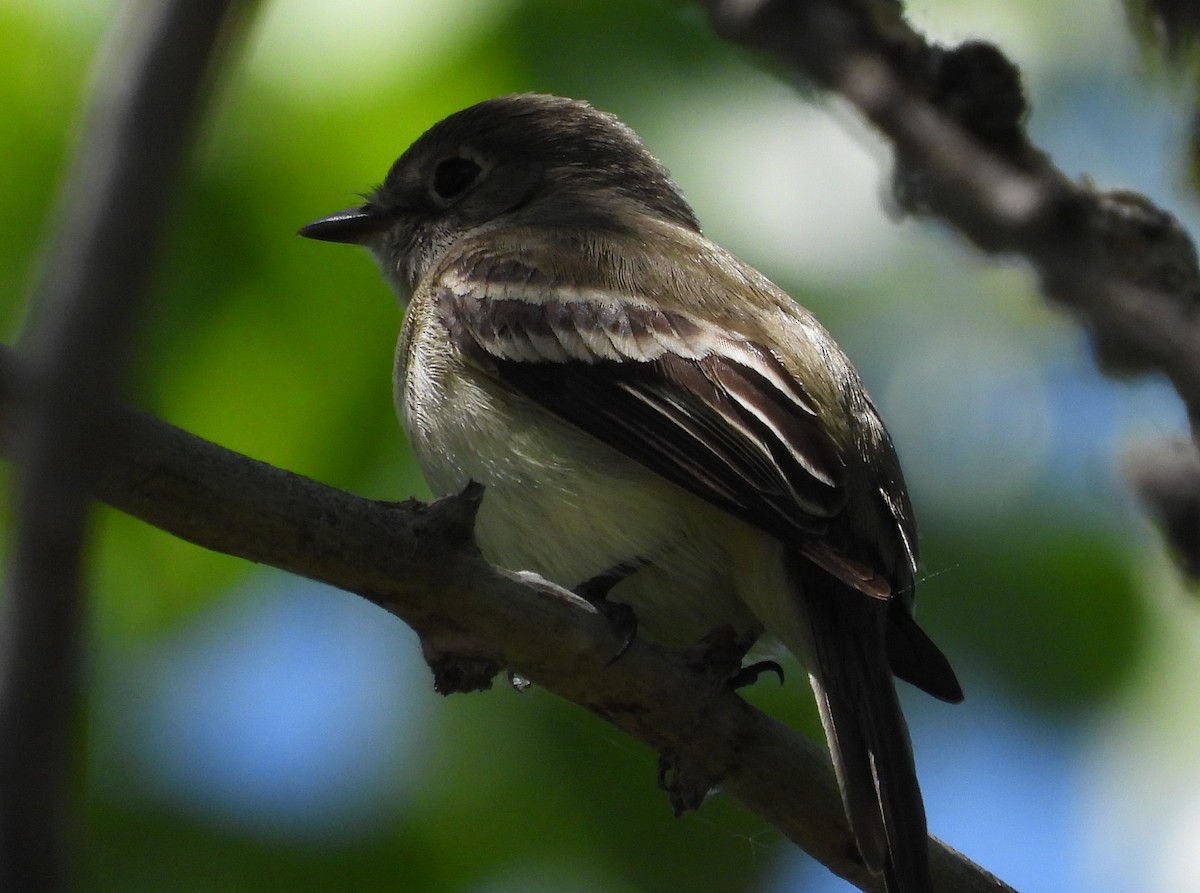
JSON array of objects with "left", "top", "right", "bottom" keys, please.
[{"left": 432, "top": 156, "right": 482, "bottom": 200}]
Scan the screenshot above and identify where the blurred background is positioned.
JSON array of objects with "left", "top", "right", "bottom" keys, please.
[{"left": 3, "top": 0, "right": 1198, "bottom": 890}]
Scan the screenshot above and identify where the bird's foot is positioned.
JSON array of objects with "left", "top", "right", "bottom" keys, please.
[
  {"left": 573, "top": 559, "right": 648, "bottom": 665},
  {"left": 657, "top": 751, "right": 717, "bottom": 817},
  {"left": 688, "top": 625, "right": 778, "bottom": 687},
  {"left": 422, "top": 644, "right": 502, "bottom": 695},
  {"left": 653, "top": 628, "right": 773, "bottom": 817}
]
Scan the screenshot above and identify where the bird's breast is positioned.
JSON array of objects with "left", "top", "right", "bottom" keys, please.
[{"left": 394, "top": 315, "right": 764, "bottom": 647}]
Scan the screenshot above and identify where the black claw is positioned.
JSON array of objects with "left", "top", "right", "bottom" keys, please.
[
  {"left": 729, "top": 659, "right": 785, "bottom": 690},
  {"left": 573, "top": 559, "right": 648, "bottom": 665}
]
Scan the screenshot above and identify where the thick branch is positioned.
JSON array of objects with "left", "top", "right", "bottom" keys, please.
[
  {"left": 0, "top": 346, "right": 1012, "bottom": 893},
  {"left": 700, "top": 0, "right": 1200, "bottom": 577},
  {"left": 0, "top": 2, "right": 249, "bottom": 888}
]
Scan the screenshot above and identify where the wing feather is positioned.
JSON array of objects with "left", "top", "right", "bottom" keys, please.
[
  {"left": 437, "top": 287, "right": 850, "bottom": 542},
  {"left": 435, "top": 269, "right": 969, "bottom": 701}
]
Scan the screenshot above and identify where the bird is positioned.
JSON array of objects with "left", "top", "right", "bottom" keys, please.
[{"left": 299, "top": 92, "right": 962, "bottom": 892}]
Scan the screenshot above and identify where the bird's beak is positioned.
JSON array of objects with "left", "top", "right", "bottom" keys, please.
[{"left": 298, "top": 205, "right": 388, "bottom": 245}]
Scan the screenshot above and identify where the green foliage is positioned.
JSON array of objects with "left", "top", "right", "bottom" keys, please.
[{"left": 921, "top": 517, "right": 1146, "bottom": 710}]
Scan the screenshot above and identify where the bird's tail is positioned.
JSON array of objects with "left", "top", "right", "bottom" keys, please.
[{"left": 788, "top": 557, "right": 932, "bottom": 893}]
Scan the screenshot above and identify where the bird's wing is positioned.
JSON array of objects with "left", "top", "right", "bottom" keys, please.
[{"left": 433, "top": 276, "right": 898, "bottom": 600}]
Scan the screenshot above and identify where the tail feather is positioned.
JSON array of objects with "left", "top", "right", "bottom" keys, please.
[
  {"left": 795, "top": 561, "right": 933, "bottom": 893},
  {"left": 887, "top": 606, "right": 963, "bottom": 704}
]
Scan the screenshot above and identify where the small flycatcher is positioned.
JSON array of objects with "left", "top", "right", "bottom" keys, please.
[{"left": 300, "top": 93, "right": 962, "bottom": 893}]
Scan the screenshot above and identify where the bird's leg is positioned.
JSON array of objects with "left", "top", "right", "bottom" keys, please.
[
  {"left": 686, "top": 625, "right": 783, "bottom": 690},
  {"left": 656, "top": 626, "right": 781, "bottom": 815},
  {"left": 573, "top": 558, "right": 649, "bottom": 664}
]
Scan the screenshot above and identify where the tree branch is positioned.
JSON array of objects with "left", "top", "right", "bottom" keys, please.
[
  {"left": 699, "top": 0, "right": 1200, "bottom": 578},
  {"left": 0, "top": 344, "right": 1013, "bottom": 893},
  {"left": 1125, "top": 438, "right": 1200, "bottom": 576}
]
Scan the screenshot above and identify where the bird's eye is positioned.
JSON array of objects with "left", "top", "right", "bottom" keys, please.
[{"left": 432, "top": 156, "right": 482, "bottom": 201}]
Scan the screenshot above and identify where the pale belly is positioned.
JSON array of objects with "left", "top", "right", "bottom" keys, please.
[{"left": 396, "top": 330, "right": 766, "bottom": 648}]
